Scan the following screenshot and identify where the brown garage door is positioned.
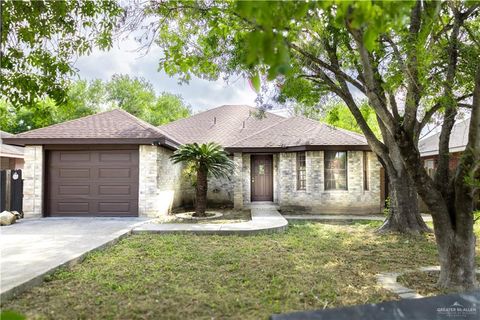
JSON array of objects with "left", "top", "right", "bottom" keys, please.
[{"left": 46, "top": 149, "right": 139, "bottom": 217}]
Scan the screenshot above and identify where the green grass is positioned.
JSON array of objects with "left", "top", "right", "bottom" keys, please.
[{"left": 2, "top": 221, "right": 479, "bottom": 320}]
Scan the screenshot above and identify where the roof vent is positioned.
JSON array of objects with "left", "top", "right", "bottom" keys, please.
[
  {"left": 242, "top": 120, "right": 245, "bottom": 129},
  {"left": 213, "top": 116, "right": 216, "bottom": 125}
]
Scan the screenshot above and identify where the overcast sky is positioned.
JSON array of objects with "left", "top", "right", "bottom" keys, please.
[{"left": 74, "top": 38, "right": 257, "bottom": 112}]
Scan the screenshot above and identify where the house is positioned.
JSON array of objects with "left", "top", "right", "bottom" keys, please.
[
  {"left": 0, "top": 130, "right": 24, "bottom": 170},
  {"left": 418, "top": 117, "right": 470, "bottom": 175},
  {"left": 418, "top": 118, "right": 478, "bottom": 211},
  {"left": 3, "top": 105, "right": 383, "bottom": 218}
]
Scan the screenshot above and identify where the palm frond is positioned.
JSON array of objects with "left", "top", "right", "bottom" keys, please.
[{"left": 170, "top": 142, "right": 236, "bottom": 178}]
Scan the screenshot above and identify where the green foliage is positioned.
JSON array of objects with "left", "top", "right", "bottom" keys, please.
[
  {"left": 145, "top": 93, "right": 191, "bottom": 126},
  {"left": 1, "top": 0, "right": 123, "bottom": 108},
  {"left": 0, "top": 80, "right": 99, "bottom": 134},
  {"left": 106, "top": 74, "right": 156, "bottom": 117},
  {"left": 322, "top": 102, "right": 381, "bottom": 138},
  {"left": 170, "top": 143, "right": 235, "bottom": 179},
  {"left": 0, "top": 75, "right": 191, "bottom": 133},
  {"left": 383, "top": 197, "right": 392, "bottom": 217},
  {"left": 0, "top": 310, "right": 25, "bottom": 320},
  {"left": 105, "top": 74, "right": 191, "bottom": 125}
]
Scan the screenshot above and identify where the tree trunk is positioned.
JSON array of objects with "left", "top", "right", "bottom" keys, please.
[
  {"left": 436, "top": 225, "right": 477, "bottom": 291},
  {"left": 378, "top": 167, "right": 431, "bottom": 234},
  {"left": 194, "top": 167, "right": 208, "bottom": 217}
]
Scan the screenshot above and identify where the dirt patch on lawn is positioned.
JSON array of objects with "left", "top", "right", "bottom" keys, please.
[{"left": 153, "top": 208, "right": 251, "bottom": 224}]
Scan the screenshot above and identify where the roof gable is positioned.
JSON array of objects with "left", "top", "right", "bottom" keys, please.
[
  {"left": 4, "top": 109, "right": 171, "bottom": 145},
  {"left": 158, "top": 105, "right": 369, "bottom": 150},
  {"left": 157, "top": 105, "right": 285, "bottom": 146},
  {"left": 11, "top": 109, "right": 163, "bottom": 139}
]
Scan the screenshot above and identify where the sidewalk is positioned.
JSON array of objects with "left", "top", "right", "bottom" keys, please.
[{"left": 283, "top": 214, "right": 432, "bottom": 222}]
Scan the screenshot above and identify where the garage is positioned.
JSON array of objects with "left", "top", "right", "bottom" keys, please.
[{"left": 46, "top": 148, "right": 139, "bottom": 217}]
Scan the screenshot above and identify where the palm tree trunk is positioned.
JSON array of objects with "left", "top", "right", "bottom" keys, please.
[{"left": 194, "top": 167, "right": 208, "bottom": 217}]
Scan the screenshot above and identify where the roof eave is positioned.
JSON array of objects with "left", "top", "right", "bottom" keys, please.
[
  {"left": 2, "top": 138, "right": 166, "bottom": 146},
  {"left": 225, "top": 144, "right": 371, "bottom": 153}
]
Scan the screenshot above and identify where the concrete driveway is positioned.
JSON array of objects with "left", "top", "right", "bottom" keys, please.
[{"left": 0, "top": 217, "right": 147, "bottom": 300}]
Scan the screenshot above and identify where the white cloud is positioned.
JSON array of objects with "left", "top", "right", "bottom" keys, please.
[{"left": 74, "top": 38, "right": 257, "bottom": 111}]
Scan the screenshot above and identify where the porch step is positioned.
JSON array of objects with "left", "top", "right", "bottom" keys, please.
[{"left": 244, "top": 202, "right": 280, "bottom": 210}]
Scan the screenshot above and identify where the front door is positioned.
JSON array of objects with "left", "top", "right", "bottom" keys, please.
[{"left": 251, "top": 155, "right": 273, "bottom": 201}]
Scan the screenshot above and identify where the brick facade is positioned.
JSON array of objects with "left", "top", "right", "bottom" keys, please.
[
  {"left": 138, "top": 145, "right": 184, "bottom": 217},
  {"left": 20, "top": 146, "right": 382, "bottom": 217},
  {"left": 235, "top": 151, "right": 382, "bottom": 214},
  {"left": 22, "top": 146, "right": 43, "bottom": 218}
]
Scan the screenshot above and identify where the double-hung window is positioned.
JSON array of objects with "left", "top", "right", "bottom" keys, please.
[
  {"left": 324, "top": 151, "right": 347, "bottom": 190},
  {"left": 296, "top": 152, "right": 306, "bottom": 190}
]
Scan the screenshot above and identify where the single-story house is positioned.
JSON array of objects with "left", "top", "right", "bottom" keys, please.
[
  {"left": 418, "top": 117, "right": 470, "bottom": 176},
  {"left": 3, "top": 105, "right": 383, "bottom": 218},
  {"left": 1, "top": 130, "right": 24, "bottom": 170}
]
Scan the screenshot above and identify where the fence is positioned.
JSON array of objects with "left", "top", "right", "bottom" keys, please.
[{"left": 0, "top": 169, "right": 23, "bottom": 213}]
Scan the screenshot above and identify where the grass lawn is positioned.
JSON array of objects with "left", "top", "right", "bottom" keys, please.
[{"left": 2, "top": 221, "right": 479, "bottom": 320}]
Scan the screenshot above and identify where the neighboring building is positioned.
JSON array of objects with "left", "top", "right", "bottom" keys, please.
[
  {"left": 0, "top": 130, "right": 24, "bottom": 170},
  {"left": 4, "top": 105, "right": 383, "bottom": 218},
  {"left": 418, "top": 118, "right": 478, "bottom": 211},
  {"left": 418, "top": 118, "right": 470, "bottom": 175}
]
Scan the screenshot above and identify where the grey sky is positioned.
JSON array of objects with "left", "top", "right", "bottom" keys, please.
[{"left": 74, "top": 38, "right": 257, "bottom": 112}]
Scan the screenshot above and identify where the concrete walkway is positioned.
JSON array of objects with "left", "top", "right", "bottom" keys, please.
[
  {"left": 134, "top": 204, "right": 288, "bottom": 235},
  {"left": 283, "top": 214, "right": 433, "bottom": 222},
  {"left": 0, "top": 217, "right": 146, "bottom": 301}
]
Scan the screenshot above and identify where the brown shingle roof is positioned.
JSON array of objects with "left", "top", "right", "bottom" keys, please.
[
  {"left": 229, "top": 116, "right": 368, "bottom": 149},
  {"left": 12, "top": 109, "right": 163, "bottom": 139},
  {"left": 2, "top": 109, "right": 177, "bottom": 147},
  {"left": 157, "top": 105, "right": 285, "bottom": 146},
  {"left": 158, "top": 105, "right": 368, "bottom": 150}
]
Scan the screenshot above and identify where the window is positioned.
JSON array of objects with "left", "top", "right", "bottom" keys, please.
[
  {"left": 324, "top": 151, "right": 347, "bottom": 190},
  {"left": 424, "top": 159, "right": 436, "bottom": 177},
  {"left": 363, "top": 151, "right": 370, "bottom": 191},
  {"left": 296, "top": 152, "right": 306, "bottom": 190}
]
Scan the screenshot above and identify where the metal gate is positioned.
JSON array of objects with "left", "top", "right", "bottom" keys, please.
[{"left": 0, "top": 169, "right": 23, "bottom": 212}]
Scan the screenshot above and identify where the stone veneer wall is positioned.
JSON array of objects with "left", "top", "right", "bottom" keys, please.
[
  {"left": 140, "top": 146, "right": 235, "bottom": 216},
  {"left": 139, "top": 145, "right": 184, "bottom": 217},
  {"left": 22, "top": 145, "right": 43, "bottom": 218},
  {"left": 238, "top": 151, "right": 382, "bottom": 214}
]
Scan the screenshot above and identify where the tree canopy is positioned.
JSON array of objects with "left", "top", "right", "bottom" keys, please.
[
  {"left": 0, "top": 75, "right": 191, "bottom": 133},
  {"left": 1, "top": 0, "right": 123, "bottom": 108}
]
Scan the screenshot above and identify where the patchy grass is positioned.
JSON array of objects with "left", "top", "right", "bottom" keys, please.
[
  {"left": 398, "top": 271, "right": 480, "bottom": 297},
  {"left": 398, "top": 271, "right": 448, "bottom": 297},
  {"left": 2, "top": 221, "right": 479, "bottom": 320},
  {"left": 154, "top": 208, "right": 251, "bottom": 224}
]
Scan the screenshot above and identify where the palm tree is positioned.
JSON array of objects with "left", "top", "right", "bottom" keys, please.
[{"left": 170, "top": 142, "right": 235, "bottom": 217}]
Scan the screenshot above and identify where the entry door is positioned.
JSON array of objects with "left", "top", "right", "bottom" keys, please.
[{"left": 251, "top": 155, "right": 273, "bottom": 201}]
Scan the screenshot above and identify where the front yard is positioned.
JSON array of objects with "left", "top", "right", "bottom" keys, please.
[{"left": 2, "top": 221, "right": 479, "bottom": 320}]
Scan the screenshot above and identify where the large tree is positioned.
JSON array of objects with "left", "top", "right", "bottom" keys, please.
[
  {"left": 1, "top": 0, "right": 122, "bottom": 108},
  {"left": 126, "top": 1, "right": 479, "bottom": 290}
]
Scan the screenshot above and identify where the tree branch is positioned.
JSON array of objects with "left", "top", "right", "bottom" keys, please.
[
  {"left": 289, "top": 42, "right": 366, "bottom": 94},
  {"left": 346, "top": 27, "right": 397, "bottom": 133}
]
